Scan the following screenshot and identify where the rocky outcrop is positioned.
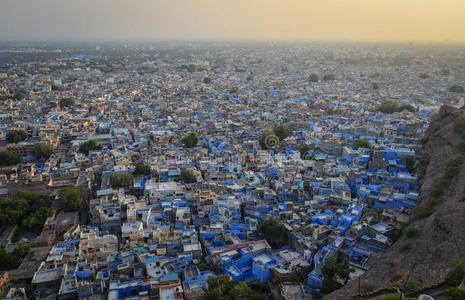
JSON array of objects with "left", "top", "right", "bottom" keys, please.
[{"left": 327, "top": 106, "right": 465, "bottom": 299}]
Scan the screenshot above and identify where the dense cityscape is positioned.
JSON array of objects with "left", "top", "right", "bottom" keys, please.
[{"left": 0, "top": 42, "right": 464, "bottom": 300}]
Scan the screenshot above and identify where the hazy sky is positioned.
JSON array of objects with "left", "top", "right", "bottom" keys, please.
[{"left": 1, "top": 0, "right": 465, "bottom": 42}]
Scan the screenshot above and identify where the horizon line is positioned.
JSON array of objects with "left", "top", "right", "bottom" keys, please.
[{"left": 1, "top": 37, "right": 465, "bottom": 46}]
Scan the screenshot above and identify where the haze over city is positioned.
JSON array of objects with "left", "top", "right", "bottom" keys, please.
[
  {"left": 1, "top": 0, "right": 465, "bottom": 42},
  {"left": 1, "top": 1, "right": 465, "bottom": 300}
]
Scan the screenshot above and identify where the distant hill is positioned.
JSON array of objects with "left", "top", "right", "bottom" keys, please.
[{"left": 327, "top": 105, "right": 465, "bottom": 299}]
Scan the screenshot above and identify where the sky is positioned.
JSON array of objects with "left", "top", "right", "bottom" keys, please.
[{"left": 1, "top": 0, "right": 465, "bottom": 43}]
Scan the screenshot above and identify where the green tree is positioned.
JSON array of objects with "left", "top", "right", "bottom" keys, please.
[
  {"left": 195, "top": 259, "right": 212, "bottom": 271},
  {"left": 259, "top": 131, "right": 279, "bottom": 150},
  {"left": 0, "top": 150, "right": 21, "bottom": 166},
  {"left": 289, "top": 270, "right": 306, "bottom": 283},
  {"left": 14, "top": 243, "right": 30, "bottom": 258},
  {"left": 449, "top": 84, "right": 465, "bottom": 93},
  {"left": 111, "top": 174, "right": 134, "bottom": 188},
  {"left": 0, "top": 197, "right": 28, "bottom": 226},
  {"left": 323, "top": 74, "right": 336, "bottom": 81},
  {"left": 445, "top": 287, "right": 465, "bottom": 300},
  {"left": 377, "top": 101, "right": 415, "bottom": 114},
  {"left": 33, "top": 144, "right": 54, "bottom": 160},
  {"left": 201, "top": 275, "right": 264, "bottom": 300},
  {"left": 321, "top": 256, "right": 352, "bottom": 293},
  {"left": 202, "top": 276, "right": 233, "bottom": 300},
  {"left": 259, "top": 126, "right": 290, "bottom": 150},
  {"left": 203, "top": 77, "right": 211, "bottom": 84},
  {"left": 231, "top": 282, "right": 253, "bottom": 300},
  {"left": 21, "top": 216, "right": 41, "bottom": 233},
  {"left": 78, "top": 140, "right": 102, "bottom": 155},
  {"left": 179, "top": 169, "right": 197, "bottom": 184},
  {"left": 7, "top": 129, "right": 28, "bottom": 143},
  {"left": 309, "top": 73, "right": 320, "bottom": 82},
  {"left": 134, "top": 164, "right": 151, "bottom": 176},
  {"left": 181, "top": 133, "right": 199, "bottom": 148},
  {"left": 377, "top": 100, "right": 400, "bottom": 114},
  {"left": 273, "top": 125, "right": 290, "bottom": 141},
  {"left": 300, "top": 145, "right": 313, "bottom": 160},
  {"left": 21, "top": 207, "right": 53, "bottom": 234},
  {"left": 353, "top": 138, "right": 371, "bottom": 150},
  {"left": 322, "top": 259, "right": 343, "bottom": 293},
  {"left": 187, "top": 64, "right": 196, "bottom": 73},
  {"left": 453, "top": 116, "right": 465, "bottom": 135},
  {"left": 58, "top": 187, "right": 88, "bottom": 212},
  {"left": 405, "top": 156, "right": 415, "bottom": 174},
  {"left": 0, "top": 190, "right": 51, "bottom": 227},
  {"left": 0, "top": 243, "right": 30, "bottom": 270},
  {"left": 399, "top": 104, "right": 416, "bottom": 113},
  {"left": 372, "top": 82, "right": 380, "bottom": 90},
  {"left": 60, "top": 97, "right": 75, "bottom": 108},
  {"left": 257, "top": 217, "right": 289, "bottom": 248},
  {"left": 17, "top": 190, "right": 51, "bottom": 210},
  {"left": 336, "top": 260, "right": 352, "bottom": 284},
  {"left": 445, "top": 261, "right": 465, "bottom": 287}
]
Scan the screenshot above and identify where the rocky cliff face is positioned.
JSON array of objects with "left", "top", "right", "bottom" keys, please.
[{"left": 327, "top": 106, "right": 465, "bottom": 299}]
